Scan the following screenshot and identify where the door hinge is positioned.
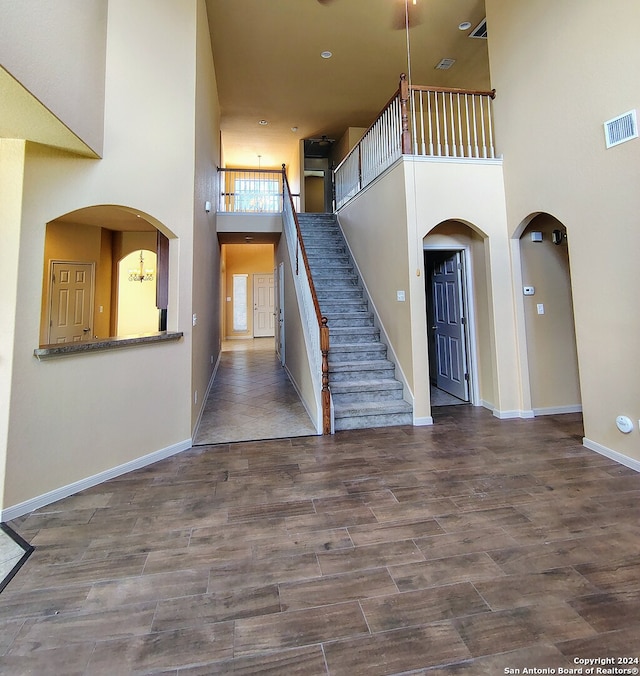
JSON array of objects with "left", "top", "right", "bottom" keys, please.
[
  {"left": 461, "top": 316, "right": 466, "bottom": 325},
  {"left": 465, "top": 373, "right": 470, "bottom": 381}
]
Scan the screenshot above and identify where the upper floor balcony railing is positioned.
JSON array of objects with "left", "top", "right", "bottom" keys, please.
[
  {"left": 335, "top": 74, "right": 497, "bottom": 209},
  {"left": 218, "top": 168, "right": 284, "bottom": 213}
]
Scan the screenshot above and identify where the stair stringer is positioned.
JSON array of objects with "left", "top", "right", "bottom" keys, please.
[{"left": 332, "top": 214, "right": 423, "bottom": 424}]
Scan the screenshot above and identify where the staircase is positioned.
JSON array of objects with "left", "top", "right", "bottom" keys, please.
[{"left": 297, "top": 213, "right": 413, "bottom": 431}]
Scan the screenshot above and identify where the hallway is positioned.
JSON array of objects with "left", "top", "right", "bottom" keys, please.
[{"left": 194, "top": 339, "right": 317, "bottom": 445}]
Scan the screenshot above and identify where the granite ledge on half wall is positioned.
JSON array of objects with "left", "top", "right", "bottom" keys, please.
[{"left": 33, "top": 331, "right": 184, "bottom": 360}]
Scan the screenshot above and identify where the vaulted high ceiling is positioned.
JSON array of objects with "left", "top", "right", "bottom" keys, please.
[{"left": 206, "top": 0, "right": 489, "bottom": 170}]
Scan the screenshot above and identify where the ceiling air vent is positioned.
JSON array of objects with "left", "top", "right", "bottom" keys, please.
[
  {"left": 469, "top": 18, "right": 487, "bottom": 39},
  {"left": 604, "top": 110, "right": 638, "bottom": 148},
  {"left": 435, "top": 58, "right": 456, "bottom": 70}
]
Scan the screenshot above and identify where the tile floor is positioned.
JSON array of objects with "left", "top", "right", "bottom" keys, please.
[
  {"left": 2, "top": 407, "right": 640, "bottom": 674},
  {"left": 0, "top": 525, "right": 32, "bottom": 593},
  {"left": 194, "top": 338, "right": 317, "bottom": 445}
]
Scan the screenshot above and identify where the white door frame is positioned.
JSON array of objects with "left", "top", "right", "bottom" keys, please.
[{"left": 424, "top": 245, "right": 480, "bottom": 406}]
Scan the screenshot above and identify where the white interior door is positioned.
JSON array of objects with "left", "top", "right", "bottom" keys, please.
[
  {"left": 48, "top": 261, "right": 94, "bottom": 343},
  {"left": 253, "top": 273, "right": 275, "bottom": 337}
]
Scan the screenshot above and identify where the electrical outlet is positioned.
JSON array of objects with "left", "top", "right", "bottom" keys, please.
[{"left": 537, "top": 304, "right": 545, "bottom": 315}]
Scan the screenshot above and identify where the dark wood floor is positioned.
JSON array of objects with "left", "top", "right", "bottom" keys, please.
[{"left": 2, "top": 407, "right": 640, "bottom": 674}]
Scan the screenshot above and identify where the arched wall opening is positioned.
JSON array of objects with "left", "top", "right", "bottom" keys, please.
[
  {"left": 517, "top": 213, "right": 581, "bottom": 415},
  {"left": 117, "top": 249, "right": 158, "bottom": 336},
  {"left": 423, "top": 220, "right": 494, "bottom": 411},
  {"left": 40, "top": 204, "right": 174, "bottom": 346}
]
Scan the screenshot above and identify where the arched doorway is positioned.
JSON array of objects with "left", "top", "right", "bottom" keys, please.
[
  {"left": 424, "top": 220, "right": 489, "bottom": 408},
  {"left": 518, "top": 214, "right": 581, "bottom": 414},
  {"left": 117, "top": 249, "right": 158, "bottom": 335}
]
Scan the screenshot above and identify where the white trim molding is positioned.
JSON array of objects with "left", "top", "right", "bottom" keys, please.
[
  {"left": 1, "top": 439, "right": 193, "bottom": 522},
  {"left": 491, "top": 407, "right": 535, "bottom": 420},
  {"left": 414, "top": 416, "right": 434, "bottom": 426},
  {"left": 533, "top": 405, "right": 582, "bottom": 416},
  {"left": 583, "top": 437, "right": 640, "bottom": 473}
]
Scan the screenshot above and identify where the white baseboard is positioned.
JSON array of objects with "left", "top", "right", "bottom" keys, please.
[
  {"left": 583, "top": 437, "right": 640, "bottom": 473},
  {"left": 533, "top": 405, "right": 582, "bottom": 416},
  {"left": 413, "top": 416, "right": 434, "bottom": 426},
  {"left": 192, "top": 353, "right": 222, "bottom": 440},
  {"left": 1, "top": 438, "right": 193, "bottom": 522},
  {"left": 492, "top": 408, "right": 535, "bottom": 420}
]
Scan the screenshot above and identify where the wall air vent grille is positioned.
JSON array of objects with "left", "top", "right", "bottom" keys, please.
[
  {"left": 604, "top": 110, "right": 638, "bottom": 148},
  {"left": 435, "top": 58, "right": 456, "bottom": 70},
  {"left": 469, "top": 18, "right": 487, "bottom": 39}
]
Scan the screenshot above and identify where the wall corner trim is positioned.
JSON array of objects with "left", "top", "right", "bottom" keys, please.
[
  {"left": 583, "top": 437, "right": 640, "bottom": 473},
  {"left": 1, "top": 438, "right": 193, "bottom": 521}
]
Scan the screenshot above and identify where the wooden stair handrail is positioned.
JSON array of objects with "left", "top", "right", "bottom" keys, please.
[
  {"left": 282, "top": 166, "right": 331, "bottom": 435},
  {"left": 408, "top": 84, "right": 496, "bottom": 99}
]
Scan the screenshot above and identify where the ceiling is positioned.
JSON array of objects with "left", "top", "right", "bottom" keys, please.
[{"left": 205, "top": 0, "right": 490, "bottom": 169}]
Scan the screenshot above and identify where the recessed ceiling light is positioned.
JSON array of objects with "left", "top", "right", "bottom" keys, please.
[
  {"left": 459, "top": 21, "right": 472, "bottom": 31},
  {"left": 321, "top": 51, "right": 332, "bottom": 59},
  {"left": 259, "top": 119, "right": 268, "bottom": 125},
  {"left": 291, "top": 126, "right": 298, "bottom": 132}
]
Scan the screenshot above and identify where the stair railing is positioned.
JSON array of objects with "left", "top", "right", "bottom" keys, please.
[
  {"left": 281, "top": 166, "right": 332, "bottom": 435},
  {"left": 335, "top": 74, "right": 497, "bottom": 209}
]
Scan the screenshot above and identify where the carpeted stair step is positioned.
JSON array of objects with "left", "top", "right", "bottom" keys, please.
[
  {"left": 324, "top": 312, "right": 374, "bottom": 327},
  {"left": 329, "top": 343, "right": 387, "bottom": 362},
  {"left": 328, "top": 359, "right": 397, "bottom": 381},
  {"left": 330, "top": 326, "right": 380, "bottom": 344},
  {"left": 331, "top": 378, "right": 404, "bottom": 403},
  {"left": 333, "top": 400, "right": 413, "bottom": 431}
]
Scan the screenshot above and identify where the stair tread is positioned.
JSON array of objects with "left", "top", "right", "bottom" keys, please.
[
  {"left": 334, "top": 400, "right": 413, "bottom": 415},
  {"left": 329, "top": 359, "right": 394, "bottom": 370},
  {"left": 330, "top": 378, "right": 402, "bottom": 394}
]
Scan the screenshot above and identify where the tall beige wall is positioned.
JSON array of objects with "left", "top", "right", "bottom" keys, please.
[
  {"left": 486, "top": 0, "right": 640, "bottom": 462},
  {"left": 2, "top": 0, "right": 208, "bottom": 512},
  {"left": 0, "top": 0, "right": 107, "bottom": 155},
  {"left": 275, "top": 233, "right": 320, "bottom": 431},
  {"left": 0, "top": 139, "right": 26, "bottom": 511},
  {"left": 192, "top": 0, "right": 222, "bottom": 432}
]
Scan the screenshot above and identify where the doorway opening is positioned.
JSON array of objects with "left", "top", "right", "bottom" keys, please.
[
  {"left": 221, "top": 242, "right": 276, "bottom": 340},
  {"left": 517, "top": 214, "right": 581, "bottom": 415},
  {"left": 424, "top": 248, "right": 473, "bottom": 407},
  {"left": 303, "top": 136, "right": 335, "bottom": 213}
]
